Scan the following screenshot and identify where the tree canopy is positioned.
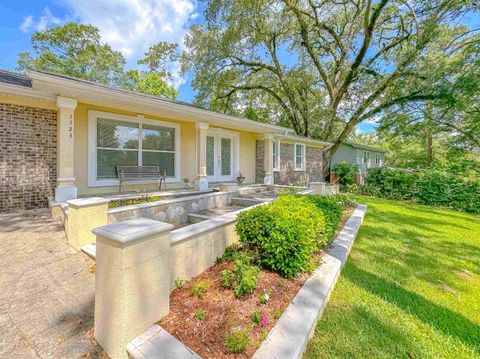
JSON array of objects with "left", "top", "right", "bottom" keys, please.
[
  {"left": 181, "top": 0, "right": 479, "bottom": 172},
  {"left": 17, "top": 22, "right": 178, "bottom": 99}
]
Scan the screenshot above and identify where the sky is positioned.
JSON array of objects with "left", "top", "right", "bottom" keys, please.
[{"left": 0, "top": 0, "right": 414, "bottom": 134}]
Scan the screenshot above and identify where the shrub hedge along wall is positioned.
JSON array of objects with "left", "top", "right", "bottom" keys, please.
[{"left": 350, "top": 167, "right": 480, "bottom": 214}]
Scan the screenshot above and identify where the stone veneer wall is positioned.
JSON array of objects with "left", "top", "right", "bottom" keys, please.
[
  {"left": 273, "top": 143, "right": 324, "bottom": 185},
  {"left": 255, "top": 139, "right": 265, "bottom": 183},
  {"left": 0, "top": 103, "right": 57, "bottom": 212}
]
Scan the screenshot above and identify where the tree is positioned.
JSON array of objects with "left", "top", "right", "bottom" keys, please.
[
  {"left": 182, "top": 0, "right": 479, "bottom": 177},
  {"left": 17, "top": 23, "right": 179, "bottom": 99},
  {"left": 119, "top": 70, "right": 178, "bottom": 99},
  {"left": 17, "top": 22, "right": 125, "bottom": 86},
  {"left": 378, "top": 30, "right": 480, "bottom": 164}
]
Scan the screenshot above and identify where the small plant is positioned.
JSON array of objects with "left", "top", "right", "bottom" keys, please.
[
  {"left": 251, "top": 311, "right": 262, "bottom": 325},
  {"left": 221, "top": 258, "right": 259, "bottom": 298},
  {"left": 190, "top": 280, "right": 209, "bottom": 299},
  {"left": 174, "top": 278, "right": 186, "bottom": 289},
  {"left": 224, "top": 326, "right": 251, "bottom": 353},
  {"left": 195, "top": 309, "right": 207, "bottom": 320},
  {"left": 259, "top": 291, "right": 270, "bottom": 304},
  {"left": 274, "top": 309, "right": 282, "bottom": 319}
]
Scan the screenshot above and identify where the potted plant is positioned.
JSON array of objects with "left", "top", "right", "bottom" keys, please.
[{"left": 237, "top": 173, "right": 245, "bottom": 185}]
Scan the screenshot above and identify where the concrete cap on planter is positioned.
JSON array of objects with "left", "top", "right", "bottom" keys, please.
[{"left": 92, "top": 218, "right": 174, "bottom": 247}]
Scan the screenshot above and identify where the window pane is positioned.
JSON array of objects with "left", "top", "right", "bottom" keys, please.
[
  {"left": 97, "top": 118, "right": 138, "bottom": 149},
  {"left": 221, "top": 138, "right": 231, "bottom": 175},
  {"left": 206, "top": 136, "right": 214, "bottom": 176},
  {"left": 143, "top": 151, "right": 175, "bottom": 177},
  {"left": 295, "top": 144, "right": 304, "bottom": 168},
  {"left": 97, "top": 149, "right": 138, "bottom": 179},
  {"left": 142, "top": 124, "right": 175, "bottom": 151}
]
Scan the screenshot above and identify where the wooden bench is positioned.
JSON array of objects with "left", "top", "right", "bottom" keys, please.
[{"left": 116, "top": 166, "right": 167, "bottom": 192}]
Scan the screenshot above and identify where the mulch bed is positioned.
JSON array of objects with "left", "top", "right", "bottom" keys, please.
[
  {"left": 159, "top": 207, "right": 355, "bottom": 358},
  {"left": 159, "top": 261, "right": 313, "bottom": 358}
]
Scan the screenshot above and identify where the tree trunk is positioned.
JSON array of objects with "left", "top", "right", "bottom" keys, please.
[{"left": 322, "top": 148, "right": 334, "bottom": 182}]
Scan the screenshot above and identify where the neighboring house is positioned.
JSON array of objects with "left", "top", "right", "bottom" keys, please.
[
  {"left": 0, "top": 70, "right": 329, "bottom": 213},
  {"left": 331, "top": 142, "right": 386, "bottom": 184}
]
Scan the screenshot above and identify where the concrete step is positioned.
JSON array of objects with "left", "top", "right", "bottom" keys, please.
[
  {"left": 237, "top": 186, "right": 268, "bottom": 195},
  {"left": 231, "top": 197, "right": 263, "bottom": 206},
  {"left": 81, "top": 243, "right": 96, "bottom": 259},
  {"left": 187, "top": 213, "right": 213, "bottom": 224}
]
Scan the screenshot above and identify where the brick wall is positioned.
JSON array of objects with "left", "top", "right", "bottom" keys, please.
[
  {"left": 0, "top": 103, "right": 57, "bottom": 212},
  {"left": 306, "top": 146, "right": 323, "bottom": 182}
]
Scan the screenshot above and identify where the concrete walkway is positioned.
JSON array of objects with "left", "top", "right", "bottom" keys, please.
[{"left": 0, "top": 209, "right": 101, "bottom": 358}]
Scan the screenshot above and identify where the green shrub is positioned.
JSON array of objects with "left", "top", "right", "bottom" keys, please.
[
  {"left": 195, "top": 309, "right": 206, "bottom": 320},
  {"left": 415, "top": 171, "right": 480, "bottom": 213},
  {"left": 236, "top": 195, "right": 325, "bottom": 278},
  {"left": 251, "top": 311, "right": 262, "bottom": 325},
  {"left": 225, "top": 326, "right": 251, "bottom": 353},
  {"left": 304, "top": 195, "right": 344, "bottom": 242},
  {"left": 366, "top": 167, "right": 417, "bottom": 200},
  {"left": 190, "top": 281, "right": 209, "bottom": 299},
  {"left": 349, "top": 167, "right": 480, "bottom": 214},
  {"left": 330, "top": 194, "right": 357, "bottom": 208},
  {"left": 332, "top": 161, "right": 358, "bottom": 189},
  {"left": 221, "top": 258, "right": 260, "bottom": 298}
]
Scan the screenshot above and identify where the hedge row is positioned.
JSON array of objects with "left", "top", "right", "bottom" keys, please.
[{"left": 349, "top": 168, "right": 480, "bottom": 214}]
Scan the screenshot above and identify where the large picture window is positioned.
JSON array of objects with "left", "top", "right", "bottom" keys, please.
[{"left": 88, "top": 111, "right": 180, "bottom": 187}]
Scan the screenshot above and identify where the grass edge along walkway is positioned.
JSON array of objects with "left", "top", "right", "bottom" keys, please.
[{"left": 305, "top": 196, "right": 480, "bottom": 359}]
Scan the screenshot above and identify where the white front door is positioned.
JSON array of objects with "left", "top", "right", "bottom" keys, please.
[{"left": 206, "top": 132, "right": 235, "bottom": 182}]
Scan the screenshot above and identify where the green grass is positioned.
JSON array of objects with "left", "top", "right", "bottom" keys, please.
[{"left": 305, "top": 196, "right": 480, "bottom": 359}]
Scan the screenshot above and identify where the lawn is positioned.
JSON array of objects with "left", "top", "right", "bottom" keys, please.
[{"left": 305, "top": 196, "right": 480, "bottom": 359}]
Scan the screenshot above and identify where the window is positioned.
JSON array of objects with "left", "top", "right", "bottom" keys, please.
[
  {"left": 88, "top": 111, "right": 180, "bottom": 186},
  {"left": 375, "top": 153, "right": 381, "bottom": 165},
  {"left": 272, "top": 141, "right": 280, "bottom": 170},
  {"left": 294, "top": 143, "right": 305, "bottom": 170},
  {"left": 363, "top": 151, "right": 370, "bottom": 164}
]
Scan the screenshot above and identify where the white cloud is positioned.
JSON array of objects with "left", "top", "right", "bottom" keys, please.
[
  {"left": 20, "top": 7, "right": 61, "bottom": 33},
  {"left": 61, "top": 0, "right": 196, "bottom": 58},
  {"left": 19, "top": 1, "right": 198, "bottom": 89},
  {"left": 20, "top": 15, "right": 33, "bottom": 33}
]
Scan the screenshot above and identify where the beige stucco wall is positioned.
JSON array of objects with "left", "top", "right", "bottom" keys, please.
[
  {"left": 0, "top": 93, "right": 263, "bottom": 196},
  {"left": 74, "top": 102, "right": 258, "bottom": 195}
]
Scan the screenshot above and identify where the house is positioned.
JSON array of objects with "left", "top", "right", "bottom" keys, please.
[
  {"left": 0, "top": 70, "right": 330, "bottom": 213},
  {"left": 331, "top": 142, "right": 386, "bottom": 184}
]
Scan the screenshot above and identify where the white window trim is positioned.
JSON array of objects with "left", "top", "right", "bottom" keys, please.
[
  {"left": 294, "top": 143, "right": 306, "bottom": 171},
  {"left": 88, "top": 110, "right": 181, "bottom": 187},
  {"left": 363, "top": 150, "right": 370, "bottom": 164},
  {"left": 273, "top": 140, "right": 281, "bottom": 171}
]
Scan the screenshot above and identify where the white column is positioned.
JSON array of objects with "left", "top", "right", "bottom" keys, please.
[
  {"left": 195, "top": 122, "right": 209, "bottom": 191},
  {"left": 264, "top": 134, "right": 274, "bottom": 185},
  {"left": 55, "top": 96, "right": 78, "bottom": 202}
]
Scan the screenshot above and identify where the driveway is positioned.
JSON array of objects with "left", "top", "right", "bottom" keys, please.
[{"left": 0, "top": 209, "right": 102, "bottom": 358}]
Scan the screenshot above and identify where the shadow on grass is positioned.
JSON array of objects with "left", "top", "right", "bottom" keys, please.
[{"left": 344, "top": 264, "right": 480, "bottom": 354}]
